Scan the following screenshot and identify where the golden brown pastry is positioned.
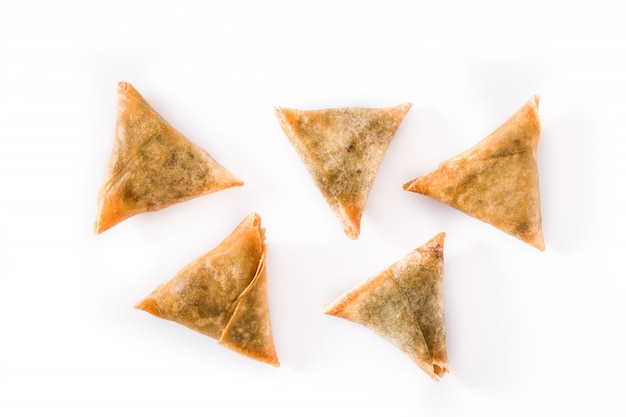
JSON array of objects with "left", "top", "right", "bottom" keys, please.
[
  {"left": 404, "top": 96, "right": 544, "bottom": 251},
  {"left": 95, "top": 82, "right": 243, "bottom": 234},
  {"left": 274, "top": 104, "right": 411, "bottom": 239},
  {"left": 323, "top": 233, "right": 448, "bottom": 381},
  {"left": 135, "top": 212, "right": 279, "bottom": 367}
]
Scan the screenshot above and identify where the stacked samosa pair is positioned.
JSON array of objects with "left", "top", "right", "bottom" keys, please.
[
  {"left": 96, "top": 83, "right": 277, "bottom": 366},
  {"left": 135, "top": 212, "right": 280, "bottom": 367}
]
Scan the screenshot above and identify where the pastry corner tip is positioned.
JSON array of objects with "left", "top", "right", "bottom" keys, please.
[
  {"left": 433, "top": 231, "right": 446, "bottom": 245},
  {"left": 402, "top": 178, "right": 418, "bottom": 192},
  {"left": 400, "top": 102, "right": 413, "bottom": 112},
  {"left": 93, "top": 214, "right": 111, "bottom": 235},
  {"left": 133, "top": 298, "right": 148, "bottom": 311},
  {"left": 93, "top": 219, "right": 103, "bottom": 235},
  {"left": 531, "top": 238, "right": 546, "bottom": 252},
  {"left": 321, "top": 297, "right": 350, "bottom": 319},
  {"left": 320, "top": 301, "right": 338, "bottom": 317},
  {"left": 320, "top": 304, "right": 333, "bottom": 316},
  {"left": 433, "top": 360, "right": 450, "bottom": 380},
  {"left": 244, "top": 211, "right": 262, "bottom": 226},
  {"left": 252, "top": 349, "right": 281, "bottom": 368},
  {"left": 268, "top": 357, "right": 281, "bottom": 368},
  {"left": 117, "top": 81, "right": 132, "bottom": 92},
  {"left": 345, "top": 230, "right": 360, "bottom": 240},
  {"left": 530, "top": 94, "right": 540, "bottom": 107},
  {"left": 133, "top": 296, "right": 161, "bottom": 317},
  {"left": 273, "top": 106, "right": 286, "bottom": 118}
]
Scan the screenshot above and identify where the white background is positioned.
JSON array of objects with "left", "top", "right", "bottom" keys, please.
[{"left": 1, "top": 0, "right": 625, "bottom": 415}]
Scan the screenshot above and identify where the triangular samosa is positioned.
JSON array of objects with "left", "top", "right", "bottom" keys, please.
[
  {"left": 404, "top": 96, "right": 544, "bottom": 251},
  {"left": 274, "top": 104, "right": 411, "bottom": 239},
  {"left": 323, "top": 233, "right": 448, "bottom": 381},
  {"left": 95, "top": 82, "right": 243, "bottom": 234},
  {"left": 135, "top": 212, "right": 279, "bottom": 367}
]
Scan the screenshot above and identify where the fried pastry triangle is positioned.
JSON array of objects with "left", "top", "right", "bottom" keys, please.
[
  {"left": 404, "top": 96, "right": 544, "bottom": 250},
  {"left": 323, "top": 233, "right": 448, "bottom": 381},
  {"left": 135, "top": 212, "right": 279, "bottom": 367},
  {"left": 275, "top": 103, "right": 411, "bottom": 239},
  {"left": 95, "top": 82, "right": 243, "bottom": 234}
]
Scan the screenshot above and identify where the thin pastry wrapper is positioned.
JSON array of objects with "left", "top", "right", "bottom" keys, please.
[
  {"left": 275, "top": 103, "right": 411, "bottom": 239},
  {"left": 323, "top": 233, "right": 448, "bottom": 381},
  {"left": 135, "top": 212, "right": 279, "bottom": 367},
  {"left": 95, "top": 82, "right": 243, "bottom": 234},
  {"left": 404, "top": 96, "right": 544, "bottom": 250}
]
